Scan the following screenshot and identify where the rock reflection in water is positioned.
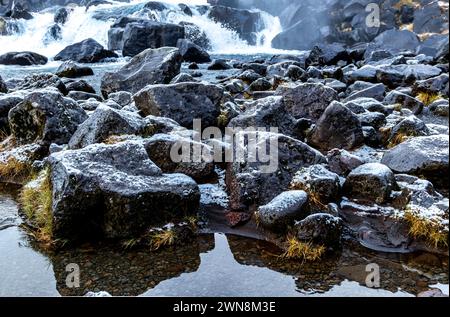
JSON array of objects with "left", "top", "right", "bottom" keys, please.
[
  {"left": 143, "top": 233, "right": 301, "bottom": 297},
  {"left": 50, "top": 235, "right": 215, "bottom": 296}
]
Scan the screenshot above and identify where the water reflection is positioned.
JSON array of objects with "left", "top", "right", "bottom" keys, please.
[
  {"left": 143, "top": 233, "right": 301, "bottom": 297},
  {"left": 0, "top": 191, "right": 448, "bottom": 297}
]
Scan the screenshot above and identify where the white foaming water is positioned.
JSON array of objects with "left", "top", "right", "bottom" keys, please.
[{"left": 0, "top": 0, "right": 294, "bottom": 59}]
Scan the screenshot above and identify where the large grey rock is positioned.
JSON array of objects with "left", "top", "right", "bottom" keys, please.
[
  {"left": 275, "top": 83, "right": 338, "bottom": 120},
  {"left": 8, "top": 90, "right": 88, "bottom": 146},
  {"left": 413, "top": 1, "right": 449, "bottom": 34},
  {"left": 208, "top": 5, "right": 262, "bottom": 45},
  {"left": 384, "top": 90, "right": 424, "bottom": 115},
  {"left": 228, "top": 96, "right": 297, "bottom": 137},
  {"left": 381, "top": 135, "right": 449, "bottom": 188},
  {"left": 9, "top": 73, "right": 67, "bottom": 95},
  {"left": 256, "top": 190, "right": 308, "bottom": 231},
  {"left": 412, "top": 74, "right": 449, "bottom": 97},
  {"left": 344, "top": 82, "right": 386, "bottom": 102},
  {"left": 0, "top": 51, "right": 47, "bottom": 66},
  {"left": 100, "top": 47, "right": 182, "bottom": 97},
  {"left": 134, "top": 82, "right": 223, "bottom": 128},
  {"left": 68, "top": 105, "right": 145, "bottom": 149},
  {"left": 54, "top": 38, "right": 118, "bottom": 63},
  {"left": 290, "top": 164, "right": 341, "bottom": 204},
  {"left": 364, "top": 29, "right": 420, "bottom": 59},
  {"left": 143, "top": 134, "right": 215, "bottom": 181},
  {"left": 48, "top": 141, "right": 200, "bottom": 241},
  {"left": 122, "top": 21, "right": 185, "bottom": 57},
  {"left": 226, "top": 132, "right": 326, "bottom": 210},
  {"left": 295, "top": 213, "right": 343, "bottom": 248},
  {"left": 176, "top": 39, "right": 211, "bottom": 63},
  {"left": 55, "top": 61, "right": 94, "bottom": 78},
  {"left": 0, "top": 92, "right": 24, "bottom": 133},
  {"left": 343, "top": 163, "right": 397, "bottom": 204},
  {"left": 326, "top": 148, "right": 364, "bottom": 176},
  {"left": 309, "top": 102, "right": 364, "bottom": 151}
]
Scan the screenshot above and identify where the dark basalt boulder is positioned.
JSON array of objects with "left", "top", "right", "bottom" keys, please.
[
  {"left": 384, "top": 90, "right": 424, "bottom": 115},
  {"left": 179, "top": 21, "right": 211, "bottom": 50},
  {"left": 207, "top": 59, "right": 231, "bottom": 70},
  {"left": 121, "top": 21, "right": 185, "bottom": 57},
  {"left": 67, "top": 91, "right": 102, "bottom": 102},
  {"left": 0, "top": 75, "right": 7, "bottom": 93},
  {"left": 381, "top": 135, "right": 449, "bottom": 189},
  {"left": 47, "top": 141, "right": 200, "bottom": 241},
  {"left": 8, "top": 90, "right": 88, "bottom": 146},
  {"left": 68, "top": 105, "right": 148, "bottom": 149},
  {"left": 364, "top": 29, "right": 420, "bottom": 59},
  {"left": 4, "top": 4, "right": 33, "bottom": 20},
  {"left": 65, "top": 79, "right": 96, "bottom": 94},
  {"left": 309, "top": 101, "right": 365, "bottom": 151},
  {"left": 290, "top": 164, "right": 341, "bottom": 204},
  {"left": 0, "top": 51, "right": 47, "bottom": 66},
  {"left": 275, "top": 83, "right": 338, "bottom": 120},
  {"left": 10, "top": 73, "right": 67, "bottom": 95},
  {"left": 143, "top": 134, "right": 215, "bottom": 181},
  {"left": 413, "top": 1, "right": 449, "bottom": 34},
  {"left": 226, "top": 131, "right": 326, "bottom": 210},
  {"left": 295, "top": 213, "right": 343, "bottom": 248},
  {"left": 54, "top": 38, "right": 118, "bottom": 63},
  {"left": 176, "top": 39, "right": 211, "bottom": 64},
  {"left": 55, "top": 61, "right": 94, "bottom": 78},
  {"left": 306, "top": 43, "right": 349, "bottom": 67},
  {"left": 228, "top": 96, "right": 297, "bottom": 137},
  {"left": 43, "top": 24, "right": 63, "bottom": 44},
  {"left": 101, "top": 47, "right": 182, "bottom": 97},
  {"left": 412, "top": 74, "right": 449, "bottom": 98},
  {"left": 208, "top": 5, "right": 262, "bottom": 45},
  {"left": 54, "top": 7, "right": 69, "bottom": 25},
  {"left": 134, "top": 82, "right": 223, "bottom": 129},
  {"left": 343, "top": 163, "right": 397, "bottom": 204},
  {"left": 0, "top": 92, "right": 24, "bottom": 133},
  {"left": 256, "top": 190, "right": 309, "bottom": 232}
]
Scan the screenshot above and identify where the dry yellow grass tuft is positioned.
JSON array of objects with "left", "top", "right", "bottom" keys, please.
[
  {"left": 280, "top": 235, "right": 326, "bottom": 262},
  {"left": 416, "top": 91, "right": 442, "bottom": 106},
  {"left": 387, "top": 132, "right": 412, "bottom": 148},
  {"left": 0, "top": 156, "right": 32, "bottom": 183},
  {"left": 19, "top": 169, "right": 53, "bottom": 243},
  {"left": 150, "top": 229, "right": 177, "bottom": 251},
  {"left": 403, "top": 208, "right": 448, "bottom": 249}
]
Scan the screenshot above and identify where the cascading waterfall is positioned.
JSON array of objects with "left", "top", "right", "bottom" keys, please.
[{"left": 0, "top": 0, "right": 290, "bottom": 59}]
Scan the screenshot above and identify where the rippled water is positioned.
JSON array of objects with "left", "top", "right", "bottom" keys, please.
[{"left": 0, "top": 189, "right": 448, "bottom": 297}]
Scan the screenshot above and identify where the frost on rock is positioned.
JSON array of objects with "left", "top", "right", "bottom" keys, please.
[
  {"left": 256, "top": 190, "right": 309, "bottom": 231},
  {"left": 48, "top": 141, "right": 200, "bottom": 241}
]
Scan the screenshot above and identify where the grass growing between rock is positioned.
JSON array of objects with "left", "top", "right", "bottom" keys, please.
[
  {"left": 416, "top": 91, "right": 442, "bottom": 106},
  {"left": 149, "top": 229, "right": 177, "bottom": 251},
  {"left": 0, "top": 156, "right": 33, "bottom": 183},
  {"left": 280, "top": 235, "right": 325, "bottom": 262},
  {"left": 387, "top": 132, "right": 413, "bottom": 148},
  {"left": 19, "top": 168, "right": 53, "bottom": 243},
  {"left": 403, "top": 208, "right": 448, "bottom": 249}
]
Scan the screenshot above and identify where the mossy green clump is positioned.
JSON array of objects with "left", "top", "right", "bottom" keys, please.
[
  {"left": 403, "top": 207, "right": 448, "bottom": 249},
  {"left": 19, "top": 168, "right": 53, "bottom": 243},
  {"left": 280, "top": 235, "right": 326, "bottom": 262}
]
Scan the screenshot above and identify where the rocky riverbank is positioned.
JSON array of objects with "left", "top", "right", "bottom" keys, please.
[{"left": 0, "top": 0, "right": 449, "bottom": 265}]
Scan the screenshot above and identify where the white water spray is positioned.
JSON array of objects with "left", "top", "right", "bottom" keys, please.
[{"left": 0, "top": 0, "right": 293, "bottom": 58}]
